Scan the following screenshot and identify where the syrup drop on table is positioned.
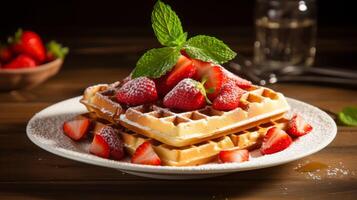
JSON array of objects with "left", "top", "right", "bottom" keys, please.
[{"left": 294, "top": 161, "right": 328, "bottom": 173}]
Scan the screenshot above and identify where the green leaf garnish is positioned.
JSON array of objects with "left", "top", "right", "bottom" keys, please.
[
  {"left": 183, "top": 35, "right": 237, "bottom": 64},
  {"left": 134, "top": 1, "right": 237, "bottom": 79},
  {"left": 46, "top": 40, "right": 69, "bottom": 59},
  {"left": 151, "top": 0, "right": 187, "bottom": 47},
  {"left": 132, "top": 47, "right": 181, "bottom": 78},
  {"left": 338, "top": 106, "right": 357, "bottom": 126}
]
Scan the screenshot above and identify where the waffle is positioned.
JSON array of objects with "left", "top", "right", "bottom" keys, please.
[
  {"left": 81, "top": 83, "right": 290, "bottom": 147},
  {"left": 120, "top": 118, "right": 289, "bottom": 166}
]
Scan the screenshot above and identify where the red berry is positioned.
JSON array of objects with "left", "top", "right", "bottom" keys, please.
[
  {"left": 163, "top": 78, "right": 207, "bottom": 111},
  {"left": 0, "top": 46, "right": 13, "bottom": 62},
  {"left": 8, "top": 29, "right": 46, "bottom": 63},
  {"left": 116, "top": 77, "right": 158, "bottom": 106},
  {"left": 90, "top": 134, "right": 110, "bottom": 158},
  {"left": 131, "top": 142, "right": 161, "bottom": 165},
  {"left": 223, "top": 68, "right": 252, "bottom": 90},
  {"left": 203, "top": 65, "right": 225, "bottom": 101},
  {"left": 287, "top": 114, "right": 313, "bottom": 137},
  {"left": 155, "top": 55, "right": 196, "bottom": 96},
  {"left": 260, "top": 127, "right": 293, "bottom": 155},
  {"left": 191, "top": 59, "right": 212, "bottom": 80},
  {"left": 90, "top": 126, "right": 125, "bottom": 160},
  {"left": 212, "top": 82, "right": 246, "bottom": 111},
  {"left": 2, "top": 54, "right": 37, "bottom": 69},
  {"left": 219, "top": 149, "right": 249, "bottom": 163},
  {"left": 63, "top": 116, "right": 91, "bottom": 140}
]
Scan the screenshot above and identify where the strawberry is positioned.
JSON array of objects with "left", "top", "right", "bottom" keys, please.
[
  {"left": 260, "top": 127, "right": 293, "bottom": 155},
  {"left": 116, "top": 77, "right": 158, "bottom": 106},
  {"left": 163, "top": 78, "right": 207, "bottom": 111},
  {"left": 131, "top": 142, "right": 161, "bottom": 165},
  {"left": 63, "top": 116, "right": 91, "bottom": 140},
  {"left": 223, "top": 68, "right": 252, "bottom": 90},
  {"left": 191, "top": 59, "right": 212, "bottom": 80},
  {"left": 0, "top": 45, "right": 13, "bottom": 62},
  {"left": 8, "top": 29, "right": 46, "bottom": 63},
  {"left": 45, "top": 40, "right": 69, "bottom": 62},
  {"left": 90, "top": 126, "right": 125, "bottom": 160},
  {"left": 90, "top": 134, "right": 110, "bottom": 158},
  {"left": 203, "top": 65, "right": 225, "bottom": 101},
  {"left": 212, "top": 82, "right": 246, "bottom": 111},
  {"left": 2, "top": 54, "right": 37, "bottom": 70},
  {"left": 219, "top": 149, "right": 249, "bottom": 163},
  {"left": 155, "top": 55, "right": 196, "bottom": 96},
  {"left": 287, "top": 114, "right": 313, "bottom": 137}
]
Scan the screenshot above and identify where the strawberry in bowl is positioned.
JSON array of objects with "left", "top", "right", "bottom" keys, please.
[{"left": 0, "top": 29, "right": 68, "bottom": 91}]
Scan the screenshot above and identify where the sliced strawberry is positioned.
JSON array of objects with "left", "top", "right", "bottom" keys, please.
[
  {"left": 116, "top": 77, "right": 158, "bottom": 106},
  {"left": 191, "top": 59, "right": 212, "bottom": 80},
  {"left": 212, "top": 82, "right": 246, "bottom": 111},
  {"left": 156, "top": 55, "right": 196, "bottom": 96},
  {"left": 63, "top": 116, "right": 90, "bottom": 140},
  {"left": 203, "top": 65, "right": 225, "bottom": 101},
  {"left": 163, "top": 78, "right": 207, "bottom": 111},
  {"left": 287, "top": 114, "right": 313, "bottom": 137},
  {"left": 260, "top": 127, "right": 293, "bottom": 155},
  {"left": 131, "top": 142, "right": 161, "bottom": 165},
  {"left": 219, "top": 149, "right": 249, "bottom": 163},
  {"left": 90, "top": 126, "right": 125, "bottom": 160},
  {"left": 223, "top": 68, "right": 252, "bottom": 90},
  {"left": 90, "top": 134, "right": 110, "bottom": 158}
]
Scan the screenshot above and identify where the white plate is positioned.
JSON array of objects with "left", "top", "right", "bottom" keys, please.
[{"left": 27, "top": 96, "right": 337, "bottom": 180}]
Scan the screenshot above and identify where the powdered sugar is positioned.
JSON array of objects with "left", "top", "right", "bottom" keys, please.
[{"left": 27, "top": 96, "right": 336, "bottom": 179}]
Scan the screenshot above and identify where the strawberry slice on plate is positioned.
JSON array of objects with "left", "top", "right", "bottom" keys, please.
[
  {"left": 260, "top": 127, "right": 293, "bottom": 155},
  {"left": 203, "top": 65, "right": 225, "bottom": 101},
  {"left": 219, "top": 149, "right": 249, "bottom": 163},
  {"left": 63, "top": 116, "right": 90, "bottom": 141},
  {"left": 287, "top": 114, "right": 313, "bottom": 137},
  {"left": 131, "top": 142, "right": 161, "bottom": 165},
  {"left": 156, "top": 55, "right": 196, "bottom": 96},
  {"left": 90, "top": 126, "right": 125, "bottom": 160}
]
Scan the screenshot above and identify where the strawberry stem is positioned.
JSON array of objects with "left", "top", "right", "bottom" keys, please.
[
  {"left": 7, "top": 28, "right": 23, "bottom": 44},
  {"left": 46, "top": 40, "right": 69, "bottom": 59}
]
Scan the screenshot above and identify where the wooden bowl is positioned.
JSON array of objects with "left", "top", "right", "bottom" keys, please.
[{"left": 0, "top": 59, "right": 63, "bottom": 91}]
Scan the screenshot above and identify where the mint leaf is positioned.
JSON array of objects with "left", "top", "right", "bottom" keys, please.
[
  {"left": 151, "top": 0, "right": 186, "bottom": 46},
  {"left": 338, "top": 106, "right": 357, "bottom": 126},
  {"left": 132, "top": 47, "right": 180, "bottom": 78},
  {"left": 183, "top": 35, "right": 237, "bottom": 64}
]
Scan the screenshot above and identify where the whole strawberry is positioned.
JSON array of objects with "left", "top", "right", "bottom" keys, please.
[
  {"left": 2, "top": 54, "right": 37, "bottom": 69},
  {"left": 8, "top": 29, "right": 46, "bottom": 63},
  {"left": 163, "top": 78, "right": 207, "bottom": 111},
  {"left": 116, "top": 77, "right": 158, "bottom": 106},
  {"left": 212, "top": 82, "right": 246, "bottom": 111}
]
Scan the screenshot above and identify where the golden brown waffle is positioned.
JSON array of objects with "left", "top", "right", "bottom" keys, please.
[
  {"left": 81, "top": 83, "right": 290, "bottom": 147},
  {"left": 120, "top": 118, "right": 289, "bottom": 166}
]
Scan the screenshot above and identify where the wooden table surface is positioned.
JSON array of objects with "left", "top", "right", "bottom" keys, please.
[{"left": 0, "top": 29, "right": 357, "bottom": 199}]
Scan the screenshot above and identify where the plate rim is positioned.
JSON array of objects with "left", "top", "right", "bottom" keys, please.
[{"left": 26, "top": 96, "right": 337, "bottom": 175}]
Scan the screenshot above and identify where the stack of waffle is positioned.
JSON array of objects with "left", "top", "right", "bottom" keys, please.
[{"left": 80, "top": 81, "right": 290, "bottom": 166}]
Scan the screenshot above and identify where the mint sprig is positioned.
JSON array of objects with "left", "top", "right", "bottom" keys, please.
[
  {"left": 152, "top": 1, "right": 187, "bottom": 47},
  {"left": 184, "top": 35, "right": 237, "bottom": 64},
  {"left": 133, "top": 47, "right": 181, "bottom": 78},
  {"left": 338, "top": 106, "right": 357, "bottom": 126},
  {"left": 133, "top": 0, "right": 237, "bottom": 79}
]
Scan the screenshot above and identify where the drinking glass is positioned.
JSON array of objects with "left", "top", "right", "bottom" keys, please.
[{"left": 254, "top": 0, "right": 317, "bottom": 72}]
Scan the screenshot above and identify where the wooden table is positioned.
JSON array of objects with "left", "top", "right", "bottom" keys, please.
[{"left": 1, "top": 29, "right": 357, "bottom": 199}]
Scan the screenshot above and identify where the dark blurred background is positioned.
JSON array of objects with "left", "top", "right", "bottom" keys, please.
[{"left": 1, "top": 0, "right": 356, "bottom": 69}]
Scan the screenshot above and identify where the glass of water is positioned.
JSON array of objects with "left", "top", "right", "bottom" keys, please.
[{"left": 254, "top": 0, "right": 317, "bottom": 72}]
